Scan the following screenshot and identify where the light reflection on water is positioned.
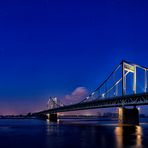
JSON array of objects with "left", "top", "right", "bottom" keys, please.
[
  {"left": 0, "top": 119, "right": 148, "bottom": 148},
  {"left": 115, "top": 126, "right": 142, "bottom": 148}
]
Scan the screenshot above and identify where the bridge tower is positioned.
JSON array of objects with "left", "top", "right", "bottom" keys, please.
[
  {"left": 47, "top": 97, "right": 64, "bottom": 122},
  {"left": 119, "top": 61, "right": 139, "bottom": 126},
  {"left": 122, "top": 61, "right": 137, "bottom": 96}
]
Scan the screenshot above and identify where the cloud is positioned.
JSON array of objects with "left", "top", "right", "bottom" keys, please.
[
  {"left": 63, "top": 87, "right": 89, "bottom": 105},
  {"left": 61, "top": 87, "right": 102, "bottom": 115}
]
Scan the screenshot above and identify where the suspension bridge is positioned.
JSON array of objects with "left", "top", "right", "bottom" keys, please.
[{"left": 33, "top": 60, "right": 148, "bottom": 125}]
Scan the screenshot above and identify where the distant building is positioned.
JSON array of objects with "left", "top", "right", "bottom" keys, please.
[
  {"left": 97, "top": 111, "right": 102, "bottom": 116},
  {"left": 103, "top": 112, "right": 118, "bottom": 118}
]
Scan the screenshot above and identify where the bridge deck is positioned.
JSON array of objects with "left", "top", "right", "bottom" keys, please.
[{"left": 34, "top": 93, "right": 148, "bottom": 115}]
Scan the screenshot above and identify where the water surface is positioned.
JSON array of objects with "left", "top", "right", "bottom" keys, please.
[{"left": 0, "top": 119, "right": 148, "bottom": 148}]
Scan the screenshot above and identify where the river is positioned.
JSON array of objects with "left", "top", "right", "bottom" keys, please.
[{"left": 0, "top": 118, "right": 148, "bottom": 148}]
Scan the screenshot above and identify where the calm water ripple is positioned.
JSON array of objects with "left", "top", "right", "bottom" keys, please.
[{"left": 0, "top": 119, "right": 148, "bottom": 148}]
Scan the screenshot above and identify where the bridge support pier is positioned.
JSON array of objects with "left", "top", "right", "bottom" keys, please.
[
  {"left": 48, "top": 113, "right": 57, "bottom": 122},
  {"left": 118, "top": 107, "right": 139, "bottom": 126}
]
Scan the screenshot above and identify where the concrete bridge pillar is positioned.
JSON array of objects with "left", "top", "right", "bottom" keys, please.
[
  {"left": 118, "top": 107, "right": 139, "bottom": 126},
  {"left": 48, "top": 113, "right": 57, "bottom": 122}
]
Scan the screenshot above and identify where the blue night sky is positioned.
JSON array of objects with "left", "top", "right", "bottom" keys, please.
[{"left": 0, "top": 0, "right": 148, "bottom": 115}]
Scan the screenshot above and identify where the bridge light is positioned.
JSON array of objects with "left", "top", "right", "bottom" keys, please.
[
  {"left": 53, "top": 97, "right": 57, "bottom": 102},
  {"left": 86, "top": 97, "right": 89, "bottom": 100},
  {"left": 91, "top": 92, "right": 95, "bottom": 96},
  {"left": 102, "top": 93, "right": 105, "bottom": 98}
]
